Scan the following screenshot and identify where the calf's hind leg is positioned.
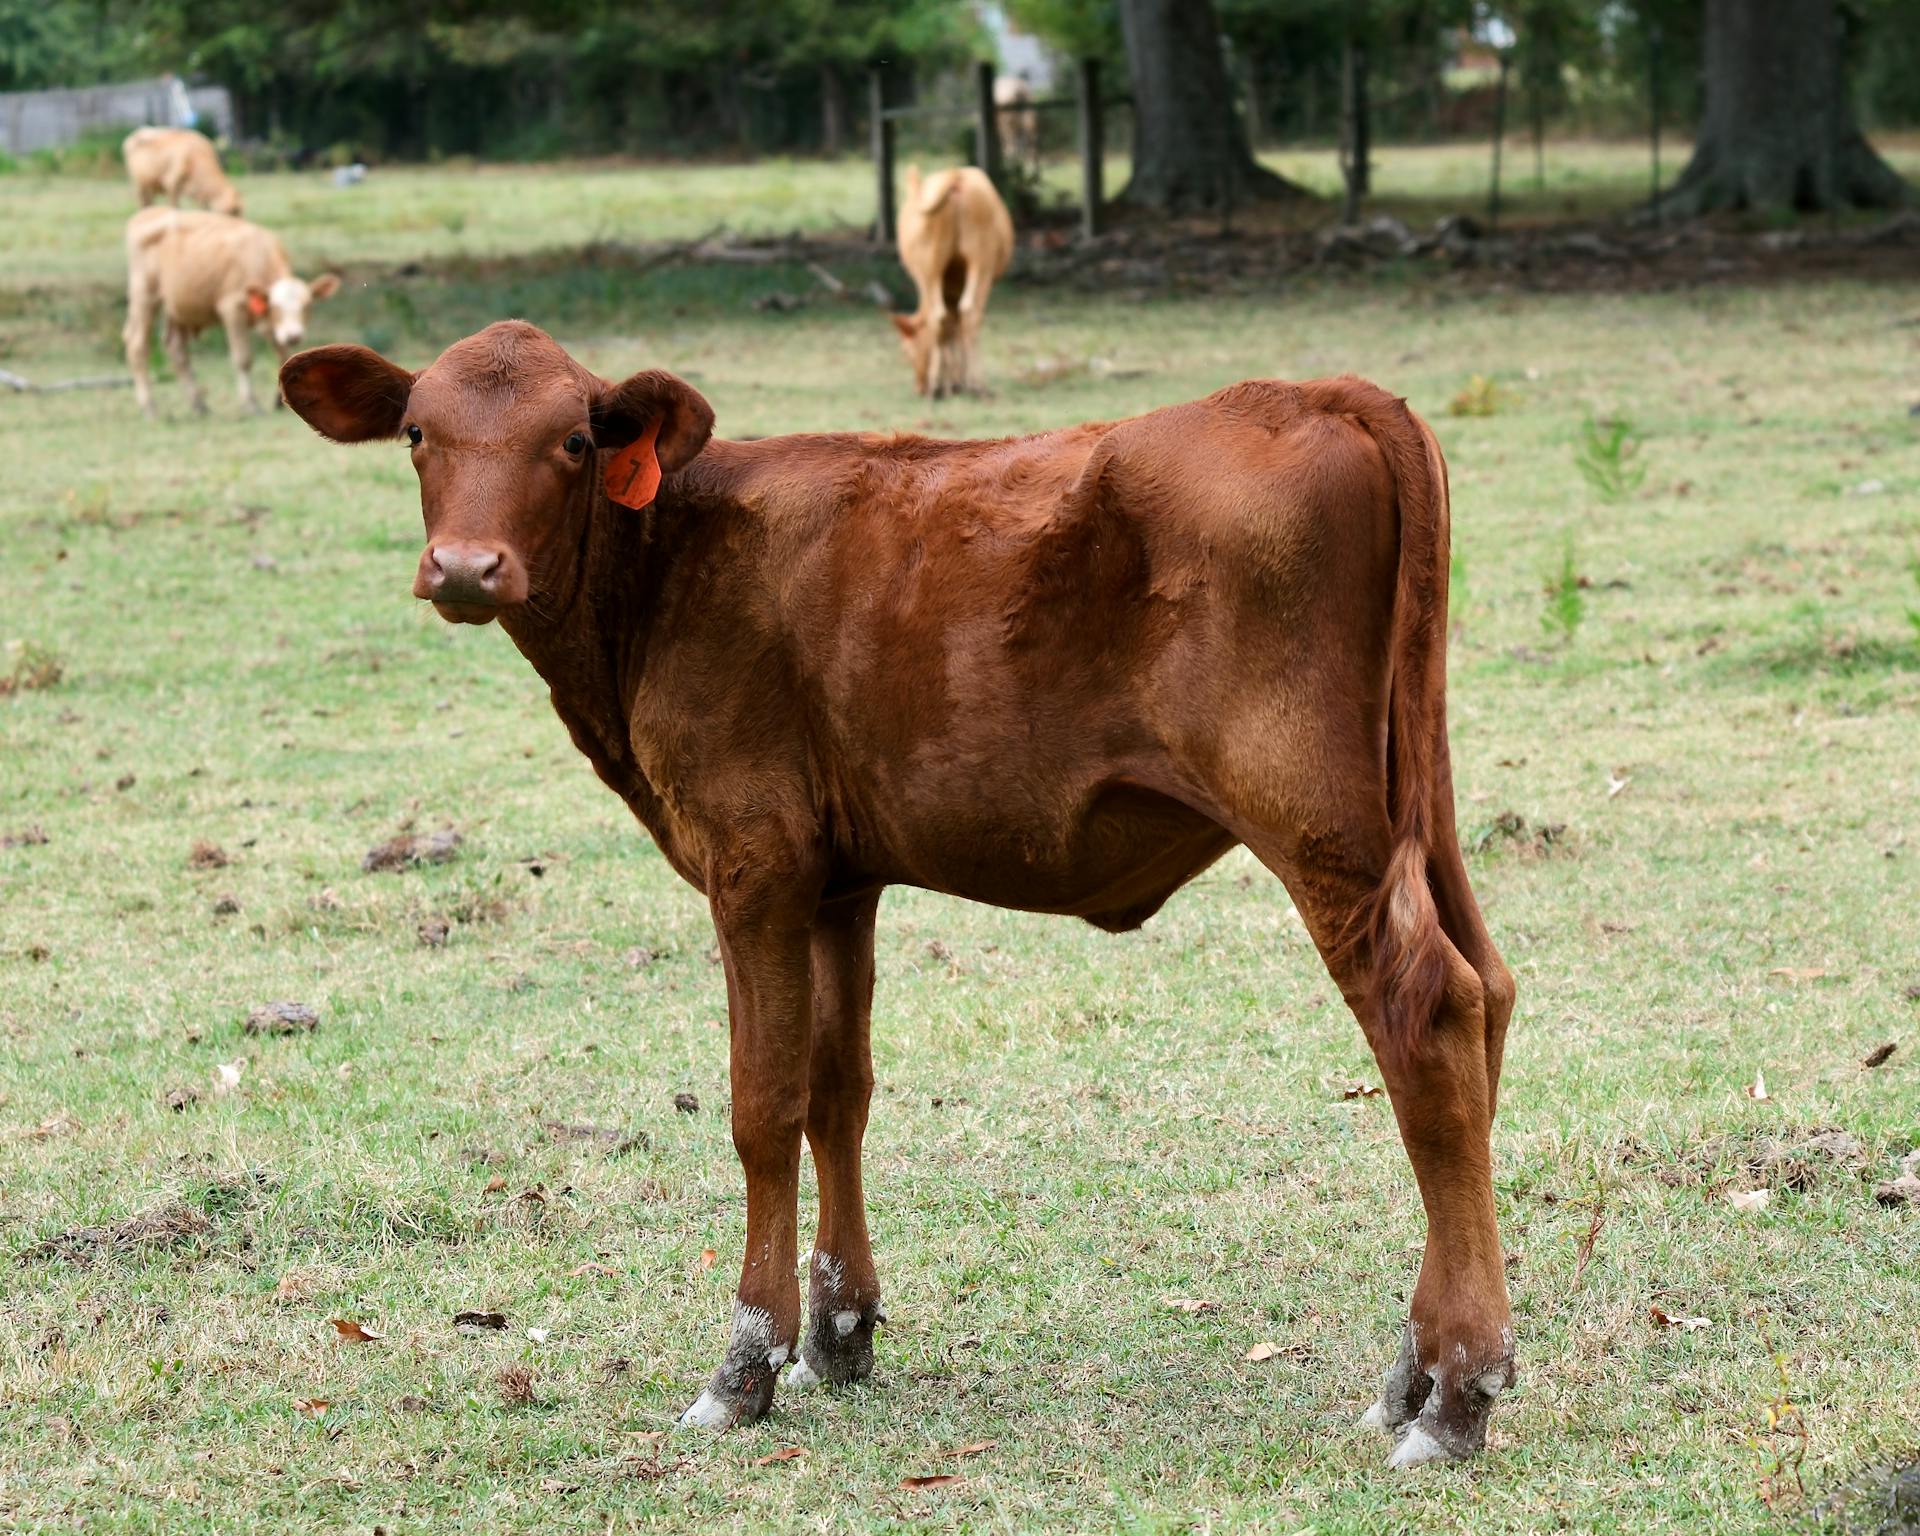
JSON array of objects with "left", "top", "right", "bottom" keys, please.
[
  {"left": 1251, "top": 827, "right": 1515, "bottom": 1467},
  {"left": 786, "top": 893, "right": 886, "bottom": 1390}
]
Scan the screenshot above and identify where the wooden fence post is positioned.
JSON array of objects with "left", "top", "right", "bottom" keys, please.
[
  {"left": 1488, "top": 48, "right": 1511, "bottom": 230},
  {"left": 1647, "top": 22, "right": 1663, "bottom": 225},
  {"left": 870, "top": 67, "right": 894, "bottom": 245},
  {"left": 973, "top": 60, "right": 1003, "bottom": 187},
  {"left": 1340, "top": 40, "right": 1368, "bottom": 223},
  {"left": 1077, "top": 57, "right": 1103, "bottom": 241}
]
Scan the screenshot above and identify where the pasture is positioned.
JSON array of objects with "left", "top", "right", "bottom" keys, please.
[{"left": 2, "top": 147, "right": 1919, "bottom": 1533}]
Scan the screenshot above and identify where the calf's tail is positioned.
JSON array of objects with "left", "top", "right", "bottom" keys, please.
[{"left": 1336, "top": 381, "right": 1455, "bottom": 1071}]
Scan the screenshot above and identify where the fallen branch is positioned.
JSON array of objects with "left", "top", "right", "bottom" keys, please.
[{"left": 1, "top": 368, "right": 133, "bottom": 394}]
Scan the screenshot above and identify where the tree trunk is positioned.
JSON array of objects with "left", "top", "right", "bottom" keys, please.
[
  {"left": 1116, "top": 0, "right": 1302, "bottom": 212},
  {"left": 1656, "top": 0, "right": 1907, "bottom": 217}
]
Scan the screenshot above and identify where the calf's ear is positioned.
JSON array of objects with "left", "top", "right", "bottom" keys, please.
[
  {"left": 592, "top": 369, "right": 715, "bottom": 474},
  {"left": 308, "top": 273, "right": 342, "bottom": 302},
  {"left": 280, "top": 344, "right": 416, "bottom": 443}
]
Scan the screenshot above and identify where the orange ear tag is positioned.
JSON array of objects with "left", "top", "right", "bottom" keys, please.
[
  {"left": 603, "top": 417, "right": 662, "bottom": 510},
  {"left": 246, "top": 291, "right": 269, "bottom": 319}
]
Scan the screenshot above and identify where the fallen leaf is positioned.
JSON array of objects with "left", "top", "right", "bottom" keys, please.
[
  {"left": 1727, "top": 1188, "right": 1772, "bottom": 1213},
  {"left": 698, "top": 1247, "right": 717, "bottom": 1271},
  {"left": 418, "top": 918, "right": 450, "bottom": 948},
  {"left": 1650, "top": 1305, "right": 1711, "bottom": 1331},
  {"left": 1166, "top": 1297, "right": 1217, "bottom": 1314},
  {"left": 292, "top": 1397, "right": 330, "bottom": 1419},
  {"left": 328, "top": 1318, "right": 381, "bottom": 1344},
  {"left": 24, "top": 1112, "right": 80, "bottom": 1140},
  {"left": 453, "top": 1311, "right": 507, "bottom": 1330},
  {"left": 211, "top": 1058, "right": 246, "bottom": 1096},
  {"left": 945, "top": 1440, "right": 996, "bottom": 1459},
  {"left": 162, "top": 1086, "right": 199, "bottom": 1112},
  {"left": 567, "top": 1261, "right": 618, "bottom": 1278},
  {"left": 526, "top": 1327, "right": 551, "bottom": 1344},
  {"left": 484, "top": 1175, "right": 507, "bottom": 1194},
  {"left": 1767, "top": 967, "right": 1826, "bottom": 983},
  {"left": 1245, "top": 1341, "right": 1280, "bottom": 1362},
  {"left": 1341, "top": 1082, "right": 1382, "bottom": 1099},
  {"left": 754, "top": 1446, "right": 808, "bottom": 1467},
  {"left": 899, "top": 1473, "right": 963, "bottom": 1490},
  {"left": 1605, "top": 769, "right": 1632, "bottom": 799},
  {"left": 1744, "top": 1069, "right": 1771, "bottom": 1102},
  {"left": 538, "top": 1478, "right": 580, "bottom": 1494},
  {"left": 1861, "top": 1041, "right": 1897, "bottom": 1068}
]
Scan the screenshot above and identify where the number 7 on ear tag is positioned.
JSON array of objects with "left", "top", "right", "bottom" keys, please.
[{"left": 603, "top": 417, "right": 663, "bottom": 509}]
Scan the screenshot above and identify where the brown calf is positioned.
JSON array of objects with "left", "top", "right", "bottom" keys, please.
[{"left": 280, "top": 321, "right": 1516, "bottom": 1468}]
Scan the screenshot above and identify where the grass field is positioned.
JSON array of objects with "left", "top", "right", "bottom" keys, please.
[{"left": 2, "top": 147, "right": 1919, "bottom": 1534}]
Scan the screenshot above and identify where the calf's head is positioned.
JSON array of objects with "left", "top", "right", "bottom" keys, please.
[
  {"left": 278, "top": 320, "right": 713, "bottom": 624},
  {"left": 248, "top": 272, "right": 340, "bottom": 349},
  {"left": 212, "top": 184, "right": 244, "bottom": 218}
]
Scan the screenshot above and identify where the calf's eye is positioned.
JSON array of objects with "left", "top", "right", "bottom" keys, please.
[
  {"left": 564, "top": 432, "right": 588, "bottom": 455},
  {"left": 405, "top": 425, "right": 422, "bottom": 446}
]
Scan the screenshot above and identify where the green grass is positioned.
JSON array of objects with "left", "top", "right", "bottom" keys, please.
[{"left": 3, "top": 152, "right": 1919, "bottom": 1534}]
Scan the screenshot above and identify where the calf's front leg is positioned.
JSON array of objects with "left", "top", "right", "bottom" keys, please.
[
  {"left": 678, "top": 862, "right": 818, "bottom": 1430},
  {"left": 219, "top": 304, "right": 262, "bottom": 413}
]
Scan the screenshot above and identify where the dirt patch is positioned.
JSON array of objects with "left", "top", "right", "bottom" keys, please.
[
  {"left": 244, "top": 1001, "right": 320, "bottom": 1036},
  {"left": 540, "top": 1120, "right": 647, "bottom": 1157},
  {"left": 362, "top": 826, "right": 462, "bottom": 873},
  {"left": 22, "top": 1201, "right": 212, "bottom": 1265},
  {"left": 1659, "top": 1127, "right": 1869, "bottom": 1193},
  {"left": 1820, "top": 1449, "right": 1920, "bottom": 1534},
  {"left": 187, "top": 840, "right": 231, "bottom": 870},
  {"left": 1468, "top": 810, "right": 1572, "bottom": 859}
]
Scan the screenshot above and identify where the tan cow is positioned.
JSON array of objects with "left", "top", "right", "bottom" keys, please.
[
  {"left": 891, "top": 165, "right": 1013, "bottom": 398},
  {"left": 122, "top": 127, "right": 243, "bottom": 216},
  {"left": 124, "top": 209, "right": 340, "bottom": 417}
]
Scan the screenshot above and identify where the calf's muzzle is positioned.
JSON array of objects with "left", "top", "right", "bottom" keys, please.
[{"left": 415, "top": 541, "right": 525, "bottom": 621}]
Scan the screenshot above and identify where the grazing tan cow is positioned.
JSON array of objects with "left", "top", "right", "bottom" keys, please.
[
  {"left": 279, "top": 320, "right": 1517, "bottom": 1469},
  {"left": 891, "top": 165, "right": 1013, "bottom": 398},
  {"left": 122, "top": 127, "right": 243, "bottom": 216},
  {"left": 125, "top": 209, "right": 339, "bottom": 417}
]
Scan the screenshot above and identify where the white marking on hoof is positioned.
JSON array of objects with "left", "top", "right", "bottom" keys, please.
[
  {"left": 677, "top": 1390, "right": 732, "bottom": 1431},
  {"left": 785, "top": 1354, "right": 822, "bottom": 1390},
  {"left": 1386, "top": 1424, "right": 1451, "bottom": 1469},
  {"left": 832, "top": 1309, "right": 860, "bottom": 1339},
  {"left": 1360, "top": 1400, "right": 1394, "bottom": 1434},
  {"left": 1475, "top": 1368, "right": 1508, "bottom": 1397},
  {"left": 767, "top": 1343, "right": 789, "bottom": 1370}
]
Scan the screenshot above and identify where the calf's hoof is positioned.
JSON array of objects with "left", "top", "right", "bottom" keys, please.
[
  {"left": 1361, "top": 1321, "right": 1514, "bottom": 1468},
  {"left": 786, "top": 1295, "right": 885, "bottom": 1390},
  {"left": 675, "top": 1301, "right": 790, "bottom": 1432}
]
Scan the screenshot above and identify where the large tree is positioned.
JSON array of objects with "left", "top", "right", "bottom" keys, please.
[
  {"left": 1655, "top": 0, "right": 1909, "bottom": 216},
  {"left": 1115, "top": 0, "right": 1301, "bottom": 212}
]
